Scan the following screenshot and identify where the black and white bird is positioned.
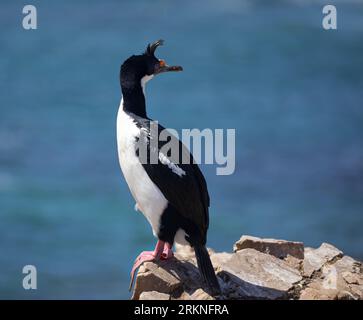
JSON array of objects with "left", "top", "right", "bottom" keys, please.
[{"left": 117, "top": 40, "right": 221, "bottom": 295}]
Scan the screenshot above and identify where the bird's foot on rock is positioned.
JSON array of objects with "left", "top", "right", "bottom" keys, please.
[
  {"left": 161, "top": 243, "right": 174, "bottom": 260},
  {"left": 129, "top": 240, "right": 165, "bottom": 291},
  {"left": 129, "top": 251, "right": 157, "bottom": 291}
]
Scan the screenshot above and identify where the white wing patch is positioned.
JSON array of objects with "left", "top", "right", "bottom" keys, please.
[{"left": 159, "top": 152, "right": 186, "bottom": 177}]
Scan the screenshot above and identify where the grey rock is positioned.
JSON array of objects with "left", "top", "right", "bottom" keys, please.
[
  {"left": 139, "top": 291, "right": 170, "bottom": 300},
  {"left": 210, "top": 252, "right": 233, "bottom": 269},
  {"left": 300, "top": 254, "right": 362, "bottom": 300},
  {"left": 189, "top": 288, "right": 215, "bottom": 300},
  {"left": 303, "top": 243, "right": 343, "bottom": 277},
  {"left": 233, "top": 235, "right": 304, "bottom": 259},
  {"left": 285, "top": 255, "right": 303, "bottom": 271},
  {"left": 175, "top": 244, "right": 195, "bottom": 260},
  {"left": 218, "top": 249, "right": 302, "bottom": 299},
  {"left": 131, "top": 235, "right": 362, "bottom": 300},
  {"left": 299, "top": 287, "right": 338, "bottom": 300},
  {"left": 132, "top": 261, "right": 182, "bottom": 300},
  {"left": 334, "top": 255, "right": 362, "bottom": 275}
]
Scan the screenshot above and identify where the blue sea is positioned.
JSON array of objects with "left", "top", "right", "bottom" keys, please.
[{"left": 0, "top": 0, "right": 362, "bottom": 299}]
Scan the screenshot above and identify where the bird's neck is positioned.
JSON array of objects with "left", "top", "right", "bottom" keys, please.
[{"left": 121, "top": 83, "right": 147, "bottom": 118}]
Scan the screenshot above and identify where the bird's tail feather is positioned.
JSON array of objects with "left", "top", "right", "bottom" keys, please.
[{"left": 194, "top": 244, "right": 221, "bottom": 296}]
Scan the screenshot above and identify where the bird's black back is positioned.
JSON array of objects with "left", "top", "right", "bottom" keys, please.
[{"left": 129, "top": 112, "right": 210, "bottom": 244}]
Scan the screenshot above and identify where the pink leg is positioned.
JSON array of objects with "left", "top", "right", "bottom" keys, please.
[
  {"left": 161, "top": 242, "right": 174, "bottom": 260},
  {"left": 129, "top": 240, "right": 164, "bottom": 291}
]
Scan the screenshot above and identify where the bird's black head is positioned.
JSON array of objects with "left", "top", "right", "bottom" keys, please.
[{"left": 120, "top": 39, "right": 183, "bottom": 91}]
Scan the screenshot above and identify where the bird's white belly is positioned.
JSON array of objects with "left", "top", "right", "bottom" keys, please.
[{"left": 116, "top": 105, "right": 168, "bottom": 237}]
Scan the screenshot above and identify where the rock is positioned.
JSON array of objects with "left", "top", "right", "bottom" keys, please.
[
  {"left": 175, "top": 244, "right": 195, "bottom": 260},
  {"left": 334, "top": 255, "right": 362, "bottom": 276},
  {"left": 299, "top": 287, "right": 338, "bottom": 300},
  {"left": 210, "top": 252, "right": 233, "bottom": 269},
  {"left": 332, "top": 255, "right": 363, "bottom": 299},
  {"left": 350, "top": 285, "right": 363, "bottom": 299},
  {"left": 299, "top": 287, "right": 332, "bottom": 300},
  {"left": 300, "top": 254, "right": 363, "bottom": 300},
  {"left": 190, "top": 288, "right": 215, "bottom": 300},
  {"left": 233, "top": 235, "right": 304, "bottom": 259},
  {"left": 175, "top": 244, "right": 215, "bottom": 260},
  {"left": 218, "top": 249, "right": 302, "bottom": 299},
  {"left": 131, "top": 235, "right": 362, "bottom": 300},
  {"left": 139, "top": 291, "right": 170, "bottom": 300},
  {"left": 285, "top": 255, "right": 303, "bottom": 271},
  {"left": 132, "top": 261, "right": 182, "bottom": 300},
  {"left": 303, "top": 243, "right": 343, "bottom": 277},
  {"left": 300, "top": 264, "right": 341, "bottom": 300},
  {"left": 342, "top": 272, "right": 362, "bottom": 285}
]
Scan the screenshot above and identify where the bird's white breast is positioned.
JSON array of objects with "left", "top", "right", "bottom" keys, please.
[{"left": 116, "top": 99, "right": 168, "bottom": 237}]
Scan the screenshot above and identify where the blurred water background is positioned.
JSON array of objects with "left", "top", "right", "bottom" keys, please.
[{"left": 0, "top": 0, "right": 362, "bottom": 299}]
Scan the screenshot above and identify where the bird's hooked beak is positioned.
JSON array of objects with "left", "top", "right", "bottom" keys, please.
[{"left": 154, "top": 59, "right": 183, "bottom": 75}]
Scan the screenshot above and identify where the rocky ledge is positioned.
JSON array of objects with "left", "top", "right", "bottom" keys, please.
[{"left": 132, "top": 235, "right": 363, "bottom": 300}]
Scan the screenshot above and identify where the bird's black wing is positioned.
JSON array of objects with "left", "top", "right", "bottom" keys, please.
[{"left": 131, "top": 115, "right": 210, "bottom": 235}]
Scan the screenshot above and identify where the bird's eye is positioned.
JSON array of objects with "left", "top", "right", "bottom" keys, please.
[{"left": 159, "top": 60, "right": 166, "bottom": 67}]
